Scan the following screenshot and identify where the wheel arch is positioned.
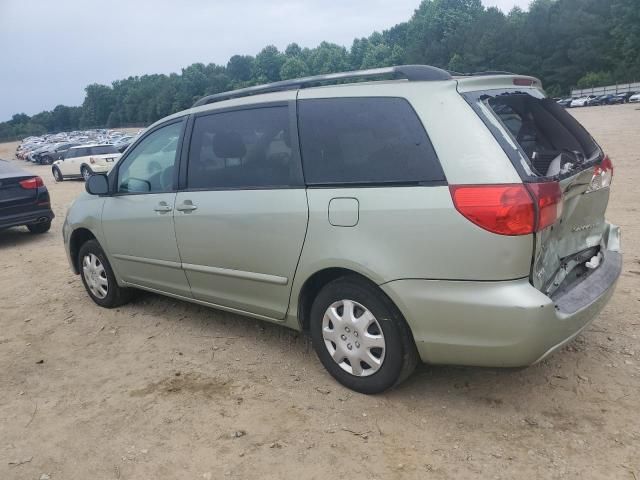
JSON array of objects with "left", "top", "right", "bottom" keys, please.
[
  {"left": 297, "top": 267, "right": 392, "bottom": 333},
  {"left": 69, "top": 228, "right": 97, "bottom": 274}
]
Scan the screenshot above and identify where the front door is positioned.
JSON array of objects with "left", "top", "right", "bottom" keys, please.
[
  {"left": 101, "top": 119, "right": 192, "bottom": 297},
  {"left": 174, "top": 102, "right": 308, "bottom": 319}
]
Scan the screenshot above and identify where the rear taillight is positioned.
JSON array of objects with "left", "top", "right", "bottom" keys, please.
[
  {"left": 525, "top": 182, "right": 563, "bottom": 231},
  {"left": 450, "top": 182, "right": 563, "bottom": 236},
  {"left": 590, "top": 155, "right": 613, "bottom": 191},
  {"left": 19, "top": 177, "right": 44, "bottom": 189},
  {"left": 450, "top": 184, "right": 535, "bottom": 235}
]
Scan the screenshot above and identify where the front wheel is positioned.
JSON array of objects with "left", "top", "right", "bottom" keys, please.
[
  {"left": 310, "top": 276, "right": 417, "bottom": 394},
  {"left": 81, "top": 166, "right": 92, "bottom": 181},
  {"left": 52, "top": 167, "right": 63, "bottom": 182},
  {"left": 78, "top": 239, "right": 133, "bottom": 308}
]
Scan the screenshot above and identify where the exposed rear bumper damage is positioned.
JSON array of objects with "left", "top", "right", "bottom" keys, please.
[
  {"left": 552, "top": 250, "right": 621, "bottom": 315},
  {"left": 381, "top": 223, "right": 621, "bottom": 367}
]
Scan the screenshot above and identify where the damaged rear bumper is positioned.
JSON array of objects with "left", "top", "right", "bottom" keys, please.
[{"left": 381, "top": 224, "right": 622, "bottom": 367}]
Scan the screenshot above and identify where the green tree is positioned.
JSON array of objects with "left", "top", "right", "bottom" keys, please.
[
  {"left": 254, "top": 45, "right": 285, "bottom": 82},
  {"left": 307, "top": 42, "right": 349, "bottom": 74},
  {"left": 227, "top": 55, "right": 254, "bottom": 83},
  {"left": 80, "top": 84, "right": 115, "bottom": 127},
  {"left": 577, "top": 71, "right": 614, "bottom": 89},
  {"left": 280, "top": 57, "right": 309, "bottom": 79}
]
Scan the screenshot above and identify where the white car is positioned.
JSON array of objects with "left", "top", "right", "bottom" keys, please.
[
  {"left": 570, "top": 95, "right": 596, "bottom": 107},
  {"left": 52, "top": 144, "right": 121, "bottom": 181},
  {"left": 629, "top": 93, "right": 640, "bottom": 103}
]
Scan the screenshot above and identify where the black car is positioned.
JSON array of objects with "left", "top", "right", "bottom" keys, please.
[
  {"left": 33, "top": 142, "right": 80, "bottom": 165},
  {"left": 615, "top": 92, "right": 637, "bottom": 103},
  {"left": 594, "top": 94, "right": 625, "bottom": 106},
  {"left": 0, "top": 160, "right": 54, "bottom": 233}
]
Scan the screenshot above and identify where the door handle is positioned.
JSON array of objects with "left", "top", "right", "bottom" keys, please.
[
  {"left": 176, "top": 200, "right": 197, "bottom": 212},
  {"left": 154, "top": 202, "right": 173, "bottom": 213}
]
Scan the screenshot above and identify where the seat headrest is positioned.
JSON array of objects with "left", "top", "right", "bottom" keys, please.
[{"left": 213, "top": 130, "right": 246, "bottom": 158}]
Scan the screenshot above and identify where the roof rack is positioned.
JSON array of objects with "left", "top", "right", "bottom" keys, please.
[{"left": 192, "top": 64, "right": 452, "bottom": 107}]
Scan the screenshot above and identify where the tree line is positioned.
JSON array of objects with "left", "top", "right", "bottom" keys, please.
[{"left": 2, "top": 0, "right": 638, "bottom": 141}]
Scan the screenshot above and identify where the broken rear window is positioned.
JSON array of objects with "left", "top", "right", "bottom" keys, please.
[{"left": 464, "top": 89, "right": 602, "bottom": 179}]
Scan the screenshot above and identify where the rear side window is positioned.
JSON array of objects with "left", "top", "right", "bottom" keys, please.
[
  {"left": 89, "top": 145, "right": 119, "bottom": 155},
  {"left": 187, "top": 106, "right": 302, "bottom": 189},
  {"left": 298, "top": 97, "right": 444, "bottom": 185},
  {"left": 466, "top": 90, "right": 601, "bottom": 178},
  {"left": 68, "top": 148, "right": 84, "bottom": 158}
]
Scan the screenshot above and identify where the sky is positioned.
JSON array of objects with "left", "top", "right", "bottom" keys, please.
[{"left": 0, "top": 0, "right": 529, "bottom": 121}]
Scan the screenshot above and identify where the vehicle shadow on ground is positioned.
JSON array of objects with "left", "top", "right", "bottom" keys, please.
[
  {"left": 128, "top": 289, "right": 567, "bottom": 403},
  {"left": 0, "top": 227, "right": 46, "bottom": 249}
]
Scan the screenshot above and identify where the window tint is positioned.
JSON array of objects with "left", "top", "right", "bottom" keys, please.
[
  {"left": 89, "top": 145, "right": 119, "bottom": 155},
  {"left": 298, "top": 97, "right": 444, "bottom": 185},
  {"left": 187, "top": 106, "right": 301, "bottom": 189},
  {"left": 68, "top": 148, "right": 84, "bottom": 158},
  {"left": 117, "top": 121, "right": 183, "bottom": 194}
]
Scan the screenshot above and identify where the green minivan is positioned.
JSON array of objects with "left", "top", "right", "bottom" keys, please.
[{"left": 63, "top": 66, "right": 621, "bottom": 393}]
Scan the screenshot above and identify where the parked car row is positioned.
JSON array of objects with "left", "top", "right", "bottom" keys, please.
[
  {"left": 16, "top": 129, "right": 142, "bottom": 165},
  {"left": 556, "top": 91, "right": 640, "bottom": 108}
]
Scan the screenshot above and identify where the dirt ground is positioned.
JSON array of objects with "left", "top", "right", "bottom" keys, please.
[{"left": 1, "top": 104, "right": 639, "bottom": 480}]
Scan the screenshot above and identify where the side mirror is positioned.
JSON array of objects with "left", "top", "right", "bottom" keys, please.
[{"left": 85, "top": 174, "right": 110, "bottom": 195}]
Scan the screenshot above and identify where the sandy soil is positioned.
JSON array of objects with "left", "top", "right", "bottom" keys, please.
[{"left": 1, "top": 105, "right": 639, "bottom": 480}]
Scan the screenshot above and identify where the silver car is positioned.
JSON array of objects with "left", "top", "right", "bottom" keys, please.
[{"left": 63, "top": 66, "right": 621, "bottom": 393}]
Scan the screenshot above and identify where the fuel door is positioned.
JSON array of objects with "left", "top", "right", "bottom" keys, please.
[{"left": 328, "top": 197, "right": 359, "bottom": 227}]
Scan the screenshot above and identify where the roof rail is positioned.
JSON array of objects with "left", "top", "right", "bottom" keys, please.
[{"left": 192, "top": 65, "right": 452, "bottom": 107}]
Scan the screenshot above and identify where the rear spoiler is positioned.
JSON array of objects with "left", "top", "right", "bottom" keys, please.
[{"left": 455, "top": 74, "right": 543, "bottom": 93}]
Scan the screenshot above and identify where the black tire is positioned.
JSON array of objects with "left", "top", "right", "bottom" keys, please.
[
  {"left": 42, "top": 155, "right": 53, "bottom": 165},
  {"left": 78, "top": 239, "right": 133, "bottom": 308},
  {"left": 27, "top": 221, "right": 51, "bottom": 234},
  {"left": 310, "top": 276, "right": 418, "bottom": 394},
  {"left": 81, "top": 166, "right": 92, "bottom": 181},
  {"left": 52, "top": 167, "right": 63, "bottom": 182}
]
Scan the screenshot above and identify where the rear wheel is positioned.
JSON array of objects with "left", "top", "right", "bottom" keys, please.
[
  {"left": 27, "top": 221, "right": 51, "bottom": 234},
  {"left": 52, "top": 167, "right": 63, "bottom": 182},
  {"left": 78, "top": 239, "right": 133, "bottom": 308},
  {"left": 81, "top": 166, "right": 92, "bottom": 181},
  {"left": 310, "top": 276, "right": 417, "bottom": 394}
]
